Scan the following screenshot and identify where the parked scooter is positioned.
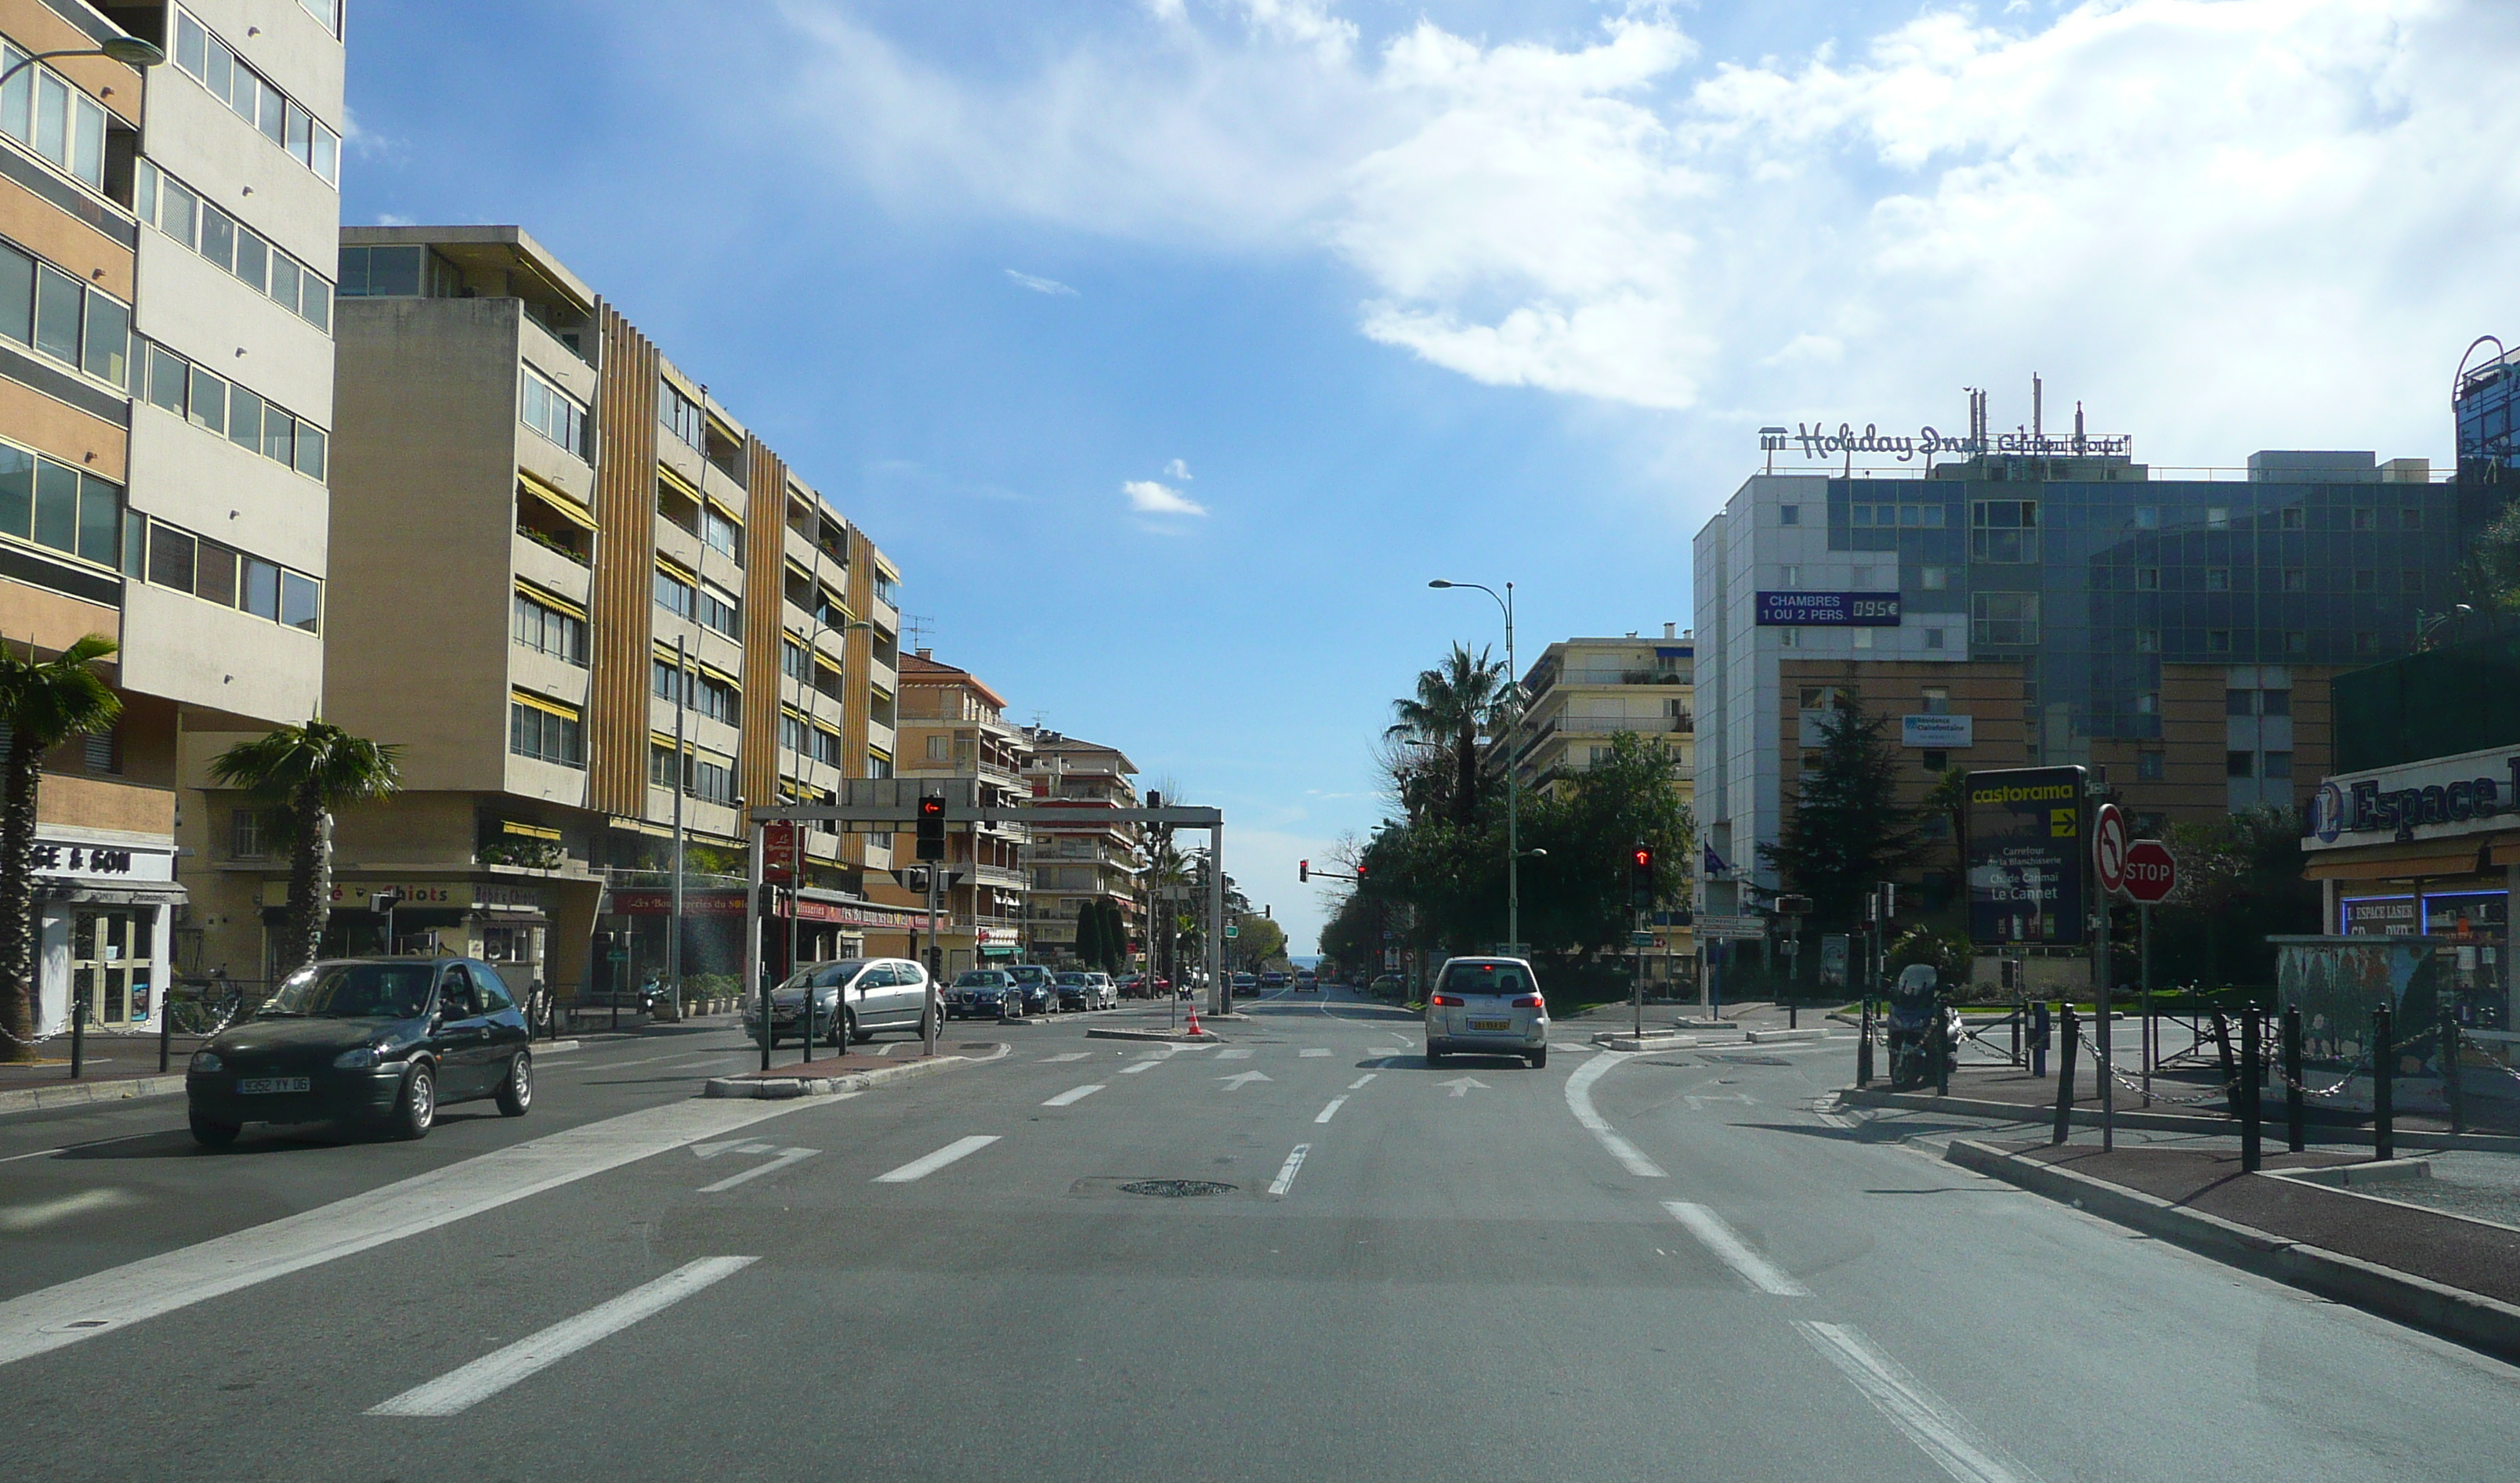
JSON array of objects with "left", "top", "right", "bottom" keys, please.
[{"left": 1885, "top": 964, "right": 1959, "bottom": 1091}]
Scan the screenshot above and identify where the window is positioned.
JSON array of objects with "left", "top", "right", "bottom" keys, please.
[
  {"left": 0, "top": 241, "right": 132, "bottom": 389},
  {"left": 131, "top": 513, "right": 320, "bottom": 629},
  {"left": 336, "top": 244, "right": 462, "bottom": 300},
  {"left": 509, "top": 694, "right": 585, "bottom": 768},
  {"left": 1777, "top": 628, "right": 1800, "bottom": 649},
  {"left": 2352, "top": 508, "right": 2375, "bottom": 531},
  {"left": 2282, "top": 568, "right": 2305, "bottom": 591},
  {"left": 693, "top": 755, "right": 734, "bottom": 805},
  {"left": 521, "top": 369, "right": 588, "bottom": 458},
  {"left": 1971, "top": 591, "right": 2039, "bottom": 646},
  {"left": 926, "top": 734, "right": 950, "bottom": 761},
  {"left": 2284, "top": 631, "right": 2308, "bottom": 656},
  {"left": 2134, "top": 507, "right": 2159, "bottom": 530},
  {"left": 875, "top": 568, "right": 899, "bottom": 606},
  {"left": 2227, "top": 689, "right": 2257, "bottom": 717},
  {"left": 0, "top": 444, "right": 120, "bottom": 567},
  {"left": 2281, "top": 507, "right": 2305, "bottom": 530},
  {"left": 130, "top": 338, "right": 327, "bottom": 479},
  {"left": 2137, "top": 751, "right": 2163, "bottom": 781},
  {"left": 2353, "top": 570, "right": 2377, "bottom": 592},
  {"left": 868, "top": 750, "right": 894, "bottom": 780},
  {"left": 2136, "top": 567, "right": 2159, "bottom": 591},
  {"left": 651, "top": 656, "right": 693, "bottom": 707},
  {"left": 780, "top": 711, "right": 808, "bottom": 754},
  {"left": 1970, "top": 500, "right": 2038, "bottom": 562},
  {"left": 2402, "top": 570, "right": 2423, "bottom": 593},
  {"left": 660, "top": 380, "right": 704, "bottom": 452},
  {"left": 698, "top": 581, "right": 740, "bottom": 639},
  {"left": 169, "top": 9, "right": 340, "bottom": 184},
  {"left": 1921, "top": 750, "right": 1947, "bottom": 772},
  {"left": 0, "top": 42, "right": 107, "bottom": 190},
  {"left": 696, "top": 673, "right": 740, "bottom": 726},
  {"left": 134, "top": 163, "right": 333, "bottom": 334},
  {"left": 281, "top": 571, "right": 320, "bottom": 632},
  {"left": 701, "top": 503, "right": 741, "bottom": 562},
  {"left": 2261, "top": 689, "right": 2291, "bottom": 717},
  {"left": 2355, "top": 631, "right": 2378, "bottom": 656},
  {"left": 1923, "top": 626, "right": 1945, "bottom": 649},
  {"left": 82, "top": 728, "right": 117, "bottom": 774},
  {"left": 1920, "top": 566, "right": 1949, "bottom": 591},
  {"left": 2205, "top": 568, "right": 2229, "bottom": 591},
  {"left": 512, "top": 591, "right": 588, "bottom": 665},
  {"left": 2227, "top": 751, "right": 2254, "bottom": 778},
  {"left": 2206, "top": 630, "right": 2231, "bottom": 653},
  {"left": 812, "top": 727, "right": 843, "bottom": 766},
  {"left": 649, "top": 742, "right": 680, "bottom": 790},
  {"left": 782, "top": 638, "right": 811, "bottom": 684},
  {"left": 1798, "top": 687, "right": 1834, "bottom": 710},
  {"left": 2402, "top": 508, "right": 2423, "bottom": 530},
  {"left": 654, "top": 566, "right": 696, "bottom": 620},
  {"left": 2265, "top": 751, "right": 2294, "bottom": 779},
  {"left": 1921, "top": 688, "right": 1950, "bottom": 715},
  {"left": 2207, "top": 507, "right": 2230, "bottom": 530},
  {"left": 1778, "top": 565, "right": 1801, "bottom": 588},
  {"left": 299, "top": 1, "right": 345, "bottom": 41},
  {"left": 1778, "top": 505, "right": 1799, "bottom": 526},
  {"left": 2135, "top": 629, "right": 2160, "bottom": 653},
  {"left": 230, "top": 807, "right": 277, "bottom": 859}
]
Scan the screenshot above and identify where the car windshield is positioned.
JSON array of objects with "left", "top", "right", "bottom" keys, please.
[
  {"left": 1438, "top": 963, "right": 1532, "bottom": 997},
  {"left": 784, "top": 960, "right": 865, "bottom": 991},
  {"left": 259, "top": 962, "right": 439, "bottom": 1019},
  {"left": 1055, "top": 973, "right": 1088, "bottom": 985},
  {"left": 954, "top": 972, "right": 1005, "bottom": 987}
]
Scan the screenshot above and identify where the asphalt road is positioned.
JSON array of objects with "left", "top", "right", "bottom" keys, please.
[{"left": 2, "top": 987, "right": 2512, "bottom": 1481}]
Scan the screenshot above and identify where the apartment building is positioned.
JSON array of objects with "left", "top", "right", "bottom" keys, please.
[
  {"left": 888, "top": 649, "right": 1028, "bottom": 975},
  {"left": 1, "top": 0, "right": 341, "bottom": 1034},
  {"left": 181, "top": 223, "right": 916, "bottom": 993},
  {"left": 1020, "top": 727, "right": 1139, "bottom": 965}
]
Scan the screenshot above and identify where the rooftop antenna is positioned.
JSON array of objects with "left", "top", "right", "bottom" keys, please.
[
  {"left": 902, "top": 613, "right": 935, "bottom": 649},
  {"left": 2033, "top": 374, "right": 2043, "bottom": 438},
  {"left": 2074, "top": 400, "right": 2085, "bottom": 438}
]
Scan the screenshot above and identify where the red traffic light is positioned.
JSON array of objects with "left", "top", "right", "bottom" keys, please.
[
  {"left": 1631, "top": 848, "right": 1653, "bottom": 869},
  {"left": 1298, "top": 859, "right": 1309, "bottom": 882},
  {"left": 918, "top": 796, "right": 943, "bottom": 819}
]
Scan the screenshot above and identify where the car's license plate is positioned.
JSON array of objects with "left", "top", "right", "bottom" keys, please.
[
  {"left": 237, "top": 1076, "right": 310, "bottom": 1094},
  {"left": 1469, "top": 1018, "right": 1511, "bottom": 1032}
]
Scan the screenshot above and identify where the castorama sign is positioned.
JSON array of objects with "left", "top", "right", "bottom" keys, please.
[{"left": 2305, "top": 744, "right": 2520, "bottom": 849}]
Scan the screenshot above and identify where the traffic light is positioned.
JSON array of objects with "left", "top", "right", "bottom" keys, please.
[
  {"left": 1630, "top": 844, "right": 1656, "bottom": 909},
  {"left": 916, "top": 794, "right": 945, "bottom": 862}
]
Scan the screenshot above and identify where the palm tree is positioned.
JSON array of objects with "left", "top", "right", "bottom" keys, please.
[
  {"left": 0, "top": 635, "right": 122, "bottom": 1060},
  {"left": 1386, "top": 642, "right": 1508, "bottom": 828},
  {"left": 211, "top": 721, "right": 404, "bottom": 975}
]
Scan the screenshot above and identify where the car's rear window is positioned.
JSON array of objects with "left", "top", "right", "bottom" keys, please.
[
  {"left": 954, "top": 971, "right": 1007, "bottom": 987},
  {"left": 1438, "top": 963, "right": 1533, "bottom": 997}
]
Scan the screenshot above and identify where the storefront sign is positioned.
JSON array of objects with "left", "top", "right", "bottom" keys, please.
[
  {"left": 1901, "top": 714, "right": 1974, "bottom": 747},
  {"left": 604, "top": 888, "right": 931, "bottom": 931},
  {"left": 258, "top": 880, "right": 541, "bottom": 911},
  {"left": 1757, "top": 591, "right": 1901, "bottom": 627},
  {"left": 2308, "top": 743, "right": 2520, "bottom": 848},
  {"left": 1964, "top": 766, "right": 2086, "bottom": 946},
  {"left": 1765, "top": 421, "right": 2133, "bottom": 463},
  {"left": 34, "top": 837, "right": 175, "bottom": 883}
]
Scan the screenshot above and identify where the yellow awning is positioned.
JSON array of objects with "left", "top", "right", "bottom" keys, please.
[
  {"left": 511, "top": 689, "right": 580, "bottom": 720},
  {"left": 657, "top": 463, "right": 701, "bottom": 501},
  {"left": 515, "top": 580, "right": 586, "bottom": 621},
  {"left": 705, "top": 495, "right": 745, "bottom": 528},
  {"left": 501, "top": 819, "right": 562, "bottom": 841},
  {"left": 518, "top": 472, "right": 596, "bottom": 530}
]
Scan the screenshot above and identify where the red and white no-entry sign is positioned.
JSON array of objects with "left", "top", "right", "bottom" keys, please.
[
  {"left": 2122, "top": 839, "right": 2177, "bottom": 904},
  {"left": 2092, "top": 803, "right": 2127, "bottom": 895}
]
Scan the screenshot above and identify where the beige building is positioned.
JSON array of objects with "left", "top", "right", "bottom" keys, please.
[
  {"left": 182, "top": 223, "right": 918, "bottom": 996},
  {"left": 1020, "top": 728, "right": 1140, "bottom": 967},
  {"left": 888, "top": 649, "right": 1029, "bottom": 975},
  {"left": 1, "top": 0, "right": 342, "bottom": 1034}
]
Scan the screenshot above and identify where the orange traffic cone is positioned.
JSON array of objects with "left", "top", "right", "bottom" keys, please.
[{"left": 1184, "top": 1007, "right": 1202, "bottom": 1038}]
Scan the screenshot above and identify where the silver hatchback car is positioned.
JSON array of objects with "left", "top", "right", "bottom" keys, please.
[{"left": 1424, "top": 957, "right": 1548, "bottom": 1068}]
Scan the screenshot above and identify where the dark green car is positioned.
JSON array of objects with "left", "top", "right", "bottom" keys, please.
[{"left": 185, "top": 957, "right": 534, "bottom": 1147}]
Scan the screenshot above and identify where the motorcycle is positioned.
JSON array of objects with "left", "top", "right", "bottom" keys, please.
[{"left": 1885, "top": 964, "right": 1959, "bottom": 1091}]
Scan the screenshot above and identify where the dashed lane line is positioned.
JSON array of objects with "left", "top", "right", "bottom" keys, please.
[
  {"left": 872, "top": 1135, "right": 1001, "bottom": 1184},
  {"left": 1042, "top": 1084, "right": 1106, "bottom": 1108},
  {"left": 1300, "top": 1049, "right": 1333, "bottom": 1058},
  {"left": 1347, "top": 1072, "right": 1378, "bottom": 1091},
  {"left": 1040, "top": 1052, "right": 1092, "bottom": 1063},
  {"left": 1267, "top": 1143, "right": 1312, "bottom": 1197},
  {"left": 1117, "top": 1061, "right": 1163, "bottom": 1075},
  {"left": 1314, "top": 1097, "right": 1348, "bottom": 1124},
  {"left": 1663, "top": 1201, "right": 1809, "bottom": 1297}
]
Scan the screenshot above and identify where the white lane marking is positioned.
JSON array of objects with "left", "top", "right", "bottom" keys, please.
[
  {"left": 0, "top": 1097, "right": 822, "bottom": 1369},
  {"left": 698, "top": 1148, "right": 819, "bottom": 1194},
  {"left": 1041, "top": 1084, "right": 1106, "bottom": 1107},
  {"left": 1436, "top": 1076, "right": 1488, "bottom": 1098},
  {"left": 1663, "top": 1202, "right": 1809, "bottom": 1297},
  {"left": 1041, "top": 1052, "right": 1092, "bottom": 1063},
  {"left": 1118, "top": 1061, "right": 1162, "bottom": 1075},
  {"left": 0, "top": 1188, "right": 141, "bottom": 1232},
  {"left": 1562, "top": 1051, "right": 1667, "bottom": 1178},
  {"left": 1314, "top": 1097, "right": 1348, "bottom": 1124},
  {"left": 368, "top": 1257, "right": 759, "bottom": 1416},
  {"left": 1215, "top": 1048, "right": 1255, "bottom": 1060},
  {"left": 1794, "top": 1321, "right": 2044, "bottom": 1483},
  {"left": 872, "top": 1135, "right": 1000, "bottom": 1184},
  {"left": 0, "top": 1146, "right": 67, "bottom": 1165},
  {"left": 1218, "top": 1072, "right": 1272, "bottom": 1090},
  {"left": 1300, "top": 1048, "right": 1332, "bottom": 1058},
  {"left": 1347, "top": 1072, "right": 1378, "bottom": 1091},
  {"left": 1267, "top": 1144, "right": 1312, "bottom": 1197}
]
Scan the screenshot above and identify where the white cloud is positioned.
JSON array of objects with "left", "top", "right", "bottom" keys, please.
[
  {"left": 1164, "top": 458, "right": 1193, "bottom": 479},
  {"left": 1124, "top": 479, "right": 1208, "bottom": 515},
  {"left": 783, "top": 0, "right": 2520, "bottom": 472},
  {"left": 1005, "top": 268, "right": 1077, "bottom": 295}
]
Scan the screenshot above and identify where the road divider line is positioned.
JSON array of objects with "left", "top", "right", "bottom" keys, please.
[
  {"left": 1118, "top": 1061, "right": 1161, "bottom": 1075},
  {"left": 1663, "top": 1202, "right": 1808, "bottom": 1297},
  {"left": 1042, "top": 1084, "right": 1106, "bottom": 1107},
  {"left": 1268, "top": 1144, "right": 1312, "bottom": 1197},
  {"left": 873, "top": 1135, "right": 1000, "bottom": 1184},
  {"left": 1794, "top": 1321, "right": 2043, "bottom": 1483},
  {"left": 1315, "top": 1097, "right": 1348, "bottom": 1124},
  {"left": 698, "top": 1148, "right": 819, "bottom": 1194},
  {"left": 1347, "top": 1073, "right": 1378, "bottom": 1091},
  {"left": 368, "top": 1257, "right": 759, "bottom": 1416},
  {"left": 1215, "top": 1048, "right": 1255, "bottom": 1061},
  {"left": 1300, "top": 1048, "right": 1332, "bottom": 1058},
  {"left": 1041, "top": 1052, "right": 1092, "bottom": 1063},
  {"left": 1562, "top": 1052, "right": 1667, "bottom": 1178}
]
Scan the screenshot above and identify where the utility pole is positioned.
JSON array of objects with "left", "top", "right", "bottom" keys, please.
[{"left": 668, "top": 634, "right": 690, "bottom": 1021}]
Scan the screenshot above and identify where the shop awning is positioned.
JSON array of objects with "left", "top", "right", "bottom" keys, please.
[
  {"left": 500, "top": 819, "right": 562, "bottom": 841},
  {"left": 2303, "top": 833, "right": 2519, "bottom": 882},
  {"left": 519, "top": 472, "right": 596, "bottom": 530}
]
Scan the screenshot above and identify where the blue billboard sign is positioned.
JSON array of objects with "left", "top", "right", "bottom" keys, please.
[{"left": 1755, "top": 591, "right": 1902, "bottom": 626}]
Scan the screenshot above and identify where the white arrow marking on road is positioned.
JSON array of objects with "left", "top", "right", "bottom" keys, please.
[
  {"left": 1268, "top": 1143, "right": 1311, "bottom": 1197},
  {"left": 1218, "top": 1072, "right": 1273, "bottom": 1091},
  {"left": 368, "top": 1257, "right": 758, "bottom": 1416},
  {"left": 1436, "top": 1076, "right": 1490, "bottom": 1098},
  {"left": 690, "top": 1140, "right": 746, "bottom": 1160},
  {"left": 698, "top": 1147, "right": 818, "bottom": 1193}
]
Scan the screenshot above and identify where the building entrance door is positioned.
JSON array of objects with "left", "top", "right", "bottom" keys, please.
[{"left": 73, "top": 910, "right": 150, "bottom": 1027}]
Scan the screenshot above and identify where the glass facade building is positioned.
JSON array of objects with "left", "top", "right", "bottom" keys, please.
[{"left": 2457, "top": 338, "right": 2518, "bottom": 482}]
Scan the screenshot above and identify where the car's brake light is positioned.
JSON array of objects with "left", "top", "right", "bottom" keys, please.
[
  {"left": 1430, "top": 993, "right": 1464, "bottom": 1007},
  {"left": 1512, "top": 996, "right": 1544, "bottom": 1009}
]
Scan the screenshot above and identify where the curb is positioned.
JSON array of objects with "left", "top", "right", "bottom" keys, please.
[
  {"left": 1744, "top": 1028, "right": 1831, "bottom": 1044},
  {"left": 1085, "top": 1027, "right": 1220, "bottom": 1044},
  {"left": 1839, "top": 1085, "right": 2520, "bottom": 1151},
  {"left": 1593, "top": 1033, "right": 1701, "bottom": 1051},
  {"left": 1944, "top": 1138, "right": 2520, "bottom": 1365},
  {"left": 703, "top": 1051, "right": 979, "bottom": 1101},
  {"left": 0, "top": 1073, "right": 188, "bottom": 1117}
]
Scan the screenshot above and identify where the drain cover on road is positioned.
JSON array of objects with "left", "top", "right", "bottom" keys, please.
[{"left": 1121, "top": 1179, "right": 1236, "bottom": 1198}]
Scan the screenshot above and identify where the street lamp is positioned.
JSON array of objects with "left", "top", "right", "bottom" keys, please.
[
  {"left": 1428, "top": 577, "right": 1522, "bottom": 953},
  {"left": 0, "top": 37, "right": 166, "bottom": 90}
]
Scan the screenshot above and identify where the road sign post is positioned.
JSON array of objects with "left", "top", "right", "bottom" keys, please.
[
  {"left": 2091, "top": 801, "right": 2123, "bottom": 1151},
  {"left": 2120, "top": 837, "right": 2176, "bottom": 1105}
]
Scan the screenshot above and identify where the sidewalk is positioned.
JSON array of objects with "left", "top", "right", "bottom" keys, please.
[
  {"left": 1844, "top": 1060, "right": 2520, "bottom": 1144},
  {"left": 1950, "top": 1138, "right": 2520, "bottom": 1362}
]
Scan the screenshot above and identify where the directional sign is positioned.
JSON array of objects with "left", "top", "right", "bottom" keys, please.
[
  {"left": 2092, "top": 803, "right": 2127, "bottom": 896},
  {"left": 1218, "top": 1071, "right": 1272, "bottom": 1091},
  {"left": 2122, "top": 839, "right": 2177, "bottom": 904},
  {"left": 1434, "top": 1076, "right": 1489, "bottom": 1098},
  {"left": 1630, "top": 931, "right": 1656, "bottom": 948}
]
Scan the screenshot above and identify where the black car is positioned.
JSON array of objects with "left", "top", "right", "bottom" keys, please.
[
  {"left": 1005, "top": 964, "right": 1058, "bottom": 1015},
  {"left": 186, "top": 957, "right": 534, "bottom": 1147},
  {"left": 949, "top": 969, "right": 1012, "bottom": 1018},
  {"left": 1052, "top": 971, "right": 1095, "bottom": 1011}
]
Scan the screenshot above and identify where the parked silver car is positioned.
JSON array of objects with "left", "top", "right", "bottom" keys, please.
[
  {"left": 746, "top": 957, "right": 933, "bottom": 1047},
  {"left": 1424, "top": 957, "right": 1548, "bottom": 1068},
  {"left": 1084, "top": 971, "right": 1119, "bottom": 1009}
]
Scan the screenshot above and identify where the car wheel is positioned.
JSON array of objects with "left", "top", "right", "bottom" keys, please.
[
  {"left": 189, "top": 1112, "right": 240, "bottom": 1149},
  {"left": 390, "top": 1065, "right": 436, "bottom": 1141},
  {"left": 1527, "top": 1047, "right": 1548, "bottom": 1069},
  {"left": 496, "top": 1052, "right": 534, "bottom": 1116},
  {"left": 849, "top": 1011, "right": 871, "bottom": 1045}
]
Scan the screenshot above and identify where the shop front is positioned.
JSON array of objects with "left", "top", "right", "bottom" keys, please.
[
  {"left": 2303, "top": 742, "right": 2520, "bottom": 1028},
  {"left": 258, "top": 878, "right": 561, "bottom": 988},
  {"left": 599, "top": 887, "right": 932, "bottom": 996},
  {"left": 32, "top": 830, "right": 183, "bottom": 1036}
]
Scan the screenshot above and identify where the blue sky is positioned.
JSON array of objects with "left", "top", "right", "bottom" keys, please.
[{"left": 342, "top": 1, "right": 2520, "bottom": 951}]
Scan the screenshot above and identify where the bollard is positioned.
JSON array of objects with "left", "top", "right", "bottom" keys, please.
[
  {"left": 158, "top": 982, "right": 175, "bottom": 1074},
  {"left": 2031, "top": 1000, "right": 2050, "bottom": 1079},
  {"left": 2442, "top": 1010, "right": 2465, "bottom": 1138},
  {"left": 2240, "top": 1007, "right": 2262, "bottom": 1174},
  {"left": 2051, "top": 1004, "right": 2078, "bottom": 1145},
  {"left": 2283, "top": 1005, "right": 2305, "bottom": 1154},
  {"left": 2211, "top": 1011, "right": 2239, "bottom": 1118},
  {"left": 1934, "top": 992, "right": 1953, "bottom": 1098},
  {"left": 1856, "top": 997, "right": 1874, "bottom": 1087},
  {"left": 2372, "top": 1002, "right": 2394, "bottom": 1162},
  {"left": 69, "top": 983, "right": 85, "bottom": 1080}
]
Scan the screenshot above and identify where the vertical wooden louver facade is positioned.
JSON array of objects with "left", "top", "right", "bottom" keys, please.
[
  {"left": 587, "top": 304, "right": 662, "bottom": 820},
  {"left": 842, "top": 526, "right": 878, "bottom": 867},
  {"left": 737, "top": 436, "right": 789, "bottom": 814}
]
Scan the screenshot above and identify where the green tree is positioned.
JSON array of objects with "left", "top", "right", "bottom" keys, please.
[
  {"left": 1760, "top": 694, "right": 1922, "bottom": 933},
  {"left": 0, "top": 635, "right": 121, "bottom": 1058},
  {"left": 1386, "top": 642, "right": 1508, "bottom": 828},
  {"left": 1233, "top": 911, "right": 1287, "bottom": 967},
  {"left": 211, "top": 720, "right": 404, "bottom": 976},
  {"left": 2149, "top": 805, "right": 2319, "bottom": 987},
  {"left": 1519, "top": 730, "right": 1696, "bottom": 961}
]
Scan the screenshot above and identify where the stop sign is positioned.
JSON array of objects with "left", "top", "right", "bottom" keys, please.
[{"left": 2121, "top": 839, "right": 2176, "bottom": 904}]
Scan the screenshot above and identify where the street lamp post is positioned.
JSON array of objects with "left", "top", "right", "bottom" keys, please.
[
  {"left": 1429, "top": 579, "right": 1520, "bottom": 952},
  {"left": 0, "top": 38, "right": 166, "bottom": 92}
]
